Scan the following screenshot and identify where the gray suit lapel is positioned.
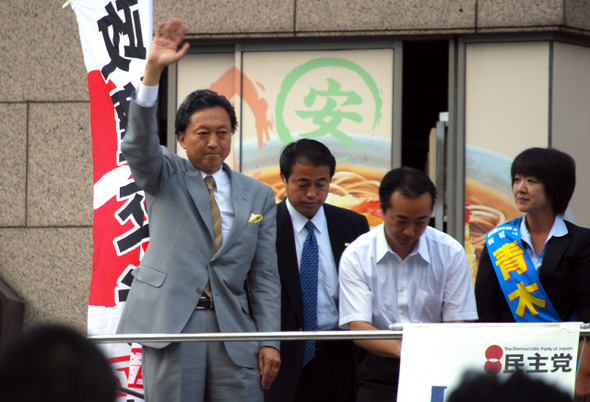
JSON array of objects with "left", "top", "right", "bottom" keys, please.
[
  {"left": 182, "top": 167, "right": 215, "bottom": 242},
  {"left": 222, "top": 168, "right": 250, "bottom": 253}
]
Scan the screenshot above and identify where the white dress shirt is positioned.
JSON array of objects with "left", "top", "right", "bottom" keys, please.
[
  {"left": 135, "top": 83, "right": 234, "bottom": 242},
  {"left": 339, "top": 225, "right": 478, "bottom": 330},
  {"left": 286, "top": 199, "right": 339, "bottom": 331},
  {"left": 200, "top": 169, "right": 234, "bottom": 244},
  {"left": 520, "top": 215, "right": 568, "bottom": 271},
  {"left": 136, "top": 83, "right": 159, "bottom": 107}
]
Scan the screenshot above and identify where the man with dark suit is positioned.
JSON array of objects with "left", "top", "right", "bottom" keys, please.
[
  {"left": 264, "top": 139, "right": 369, "bottom": 402},
  {"left": 116, "top": 19, "right": 281, "bottom": 401}
]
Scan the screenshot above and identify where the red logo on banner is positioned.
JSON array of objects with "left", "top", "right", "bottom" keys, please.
[{"left": 484, "top": 344, "right": 504, "bottom": 374}]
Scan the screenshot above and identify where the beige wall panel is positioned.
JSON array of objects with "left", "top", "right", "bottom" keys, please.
[
  {"left": 296, "top": 0, "right": 475, "bottom": 32},
  {"left": 154, "top": 0, "right": 294, "bottom": 34},
  {"left": 551, "top": 42, "right": 590, "bottom": 227},
  {"left": 0, "top": 227, "right": 92, "bottom": 330},
  {"left": 477, "top": 0, "right": 564, "bottom": 28},
  {"left": 0, "top": 1, "right": 88, "bottom": 102},
  {"left": 27, "top": 102, "right": 93, "bottom": 227},
  {"left": 176, "top": 53, "right": 238, "bottom": 168},
  {"left": 466, "top": 42, "right": 550, "bottom": 159},
  {"left": 0, "top": 104, "right": 27, "bottom": 227}
]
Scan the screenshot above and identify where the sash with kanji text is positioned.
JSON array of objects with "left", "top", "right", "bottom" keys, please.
[{"left": 486, "top": 217, "right": 561, "bottom": 322}]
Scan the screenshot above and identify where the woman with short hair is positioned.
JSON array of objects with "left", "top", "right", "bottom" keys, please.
[{"left": 475, "top": 147, "right": 590, "bottom": 399}]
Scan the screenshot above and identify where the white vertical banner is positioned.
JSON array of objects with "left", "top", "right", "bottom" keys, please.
[
  {"left": 397, "top": 323, "right": 580, "bottom": 401},
  {"left": 69, "top": 0, "right": 153, "bottom": 399}
]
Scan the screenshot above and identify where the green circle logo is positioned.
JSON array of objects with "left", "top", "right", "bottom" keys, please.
[{"left": 275, "top": 57, "right": 383, "bottom": 147}]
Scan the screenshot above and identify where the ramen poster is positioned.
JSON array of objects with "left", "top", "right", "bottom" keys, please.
[
  {"left": 176, "top": 48, "right": 395, "bottom": 227},
  {"left": 464, "top": 146, "right": 522, "bottom": 282}
]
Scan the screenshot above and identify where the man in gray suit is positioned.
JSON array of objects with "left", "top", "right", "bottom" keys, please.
[{"left": 116, "top": 19, "right": 281, "bottom": 401}]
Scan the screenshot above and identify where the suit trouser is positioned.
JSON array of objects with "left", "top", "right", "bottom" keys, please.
[
  {"left": 142, "top": 308, "right": 262, "bottom": 402},
  {"left": 355, "top": 353, "right": 401, "bottom": 402}
]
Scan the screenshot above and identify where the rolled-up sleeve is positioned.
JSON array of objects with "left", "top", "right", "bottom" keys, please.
[
  {"left": 338, "top": 246, "right": 373, "bottom": 329},
  {"left": 441, "top": 245, "right": 479, "bottom": 322}
]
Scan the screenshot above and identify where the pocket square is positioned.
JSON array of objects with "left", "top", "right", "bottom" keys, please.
[{"left": 248, "top": 213, "right": 263, "bottom": 223}]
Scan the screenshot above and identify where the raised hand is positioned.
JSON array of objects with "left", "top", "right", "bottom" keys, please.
[{"left": 143, "top": 18, "right": 190, "bottom": 86}]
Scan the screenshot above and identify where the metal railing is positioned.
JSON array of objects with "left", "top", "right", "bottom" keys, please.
[
  {"left": 91, "top": 323, "right": 590, "bottom": 400},
  {"left": 90, "top": 329, "right": 403, "bottom": 344},
  {"left": 88, "top": 323, "right": 590, "bottom": 344}
]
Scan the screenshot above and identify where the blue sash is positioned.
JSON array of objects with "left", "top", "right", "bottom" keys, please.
[{"left": 486, "top": 217, "right": 561, "bottom": 322}]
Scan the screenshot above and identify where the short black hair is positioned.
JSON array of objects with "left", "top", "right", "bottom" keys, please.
[
  {"left": 279, "top": 138, "right": 336, "bottom": 181},
  {"left": 379, "top": 167, "right": 436, "bottom": 214},
  {"left": 0, "top": 324, "right": 116, "bottom": 402},
  {"left": 175, "top": 89, "right": 238, "bottom": 135},
  {"left": 511, "top": 147, "right": 576, "bottom": 216}
]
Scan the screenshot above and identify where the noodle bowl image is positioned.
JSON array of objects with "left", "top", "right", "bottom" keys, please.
[
  {"left": 242, "top": 135, "right": 391, "bottom": 228},
  {"left": 465, "top": 179, "right": 520, "bottom": 253},
  {"left": 248, "top": 163, "right": 386, "bottom": 228},
  {"left": 244, "top": 139, "right": 522, "bottom": 281},
  {"left": 464, "top": 146, "right": 522, "bottom": 282},
  {"left": 465, "top": 204, "right": 505, "bottom": 253}
]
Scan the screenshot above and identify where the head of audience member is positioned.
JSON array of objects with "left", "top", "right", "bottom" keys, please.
[
  {"left": 280, "top": 139, "right": 336, "bottom": 219},
  {"left": 511, "top": 147, "right": 575, "bottom": 217},
  {"left": 379, "top": 167, "right": 436, "bottom": 259},
  {"left": 175, "top": 89, "right": 238, "bottom": 174},
  {"left": 0, "top": 324, "right": 117, "bottom": 402},
  {"left": 448, "top": 371, "right": 573, "bottom": 402}
]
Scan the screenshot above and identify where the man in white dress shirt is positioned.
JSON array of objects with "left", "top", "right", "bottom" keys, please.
[{"left": 338, "top": 167, "right": 477, "bottom": 401}]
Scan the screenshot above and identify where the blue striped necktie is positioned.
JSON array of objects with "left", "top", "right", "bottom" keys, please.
[{"left": 300, "top": 220, "right": 318, "bottom": 367}]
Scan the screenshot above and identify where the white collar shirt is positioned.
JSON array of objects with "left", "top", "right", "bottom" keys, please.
[
  {"left": 520, "top": 215, "right": 568, "bottom": 271},
  {"left": 339, "top": 225, "right": 478, "bottom": 330},
  {"left": 286, "top": 199, "right": 339, "bottom": 331},
  {"left": 200, "top": 168, "right": 234, "bottom": 244}
]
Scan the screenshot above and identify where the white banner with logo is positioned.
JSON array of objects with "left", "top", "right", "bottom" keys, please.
[
  {"left": 397, "top": 322, "right": 580, "bottom": 401},
  {"left": 69, "top": 0, "right": 153, "bottom": 399}
]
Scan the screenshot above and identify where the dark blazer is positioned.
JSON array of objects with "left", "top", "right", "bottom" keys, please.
[
  {"left": 475, "top": 219, "right": 590, "bottom": 323},
  {"left": 265, "top": 201, "right": 369, "bottom": 402}
]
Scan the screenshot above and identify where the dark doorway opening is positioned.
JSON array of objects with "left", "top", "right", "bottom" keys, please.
[{"left": 401, "top": 40, "right": 449, "bottom": 170}]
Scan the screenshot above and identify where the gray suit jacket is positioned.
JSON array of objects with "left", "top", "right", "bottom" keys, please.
[{"left": 116, "top": 100, "right": 281, "bottom": 369}]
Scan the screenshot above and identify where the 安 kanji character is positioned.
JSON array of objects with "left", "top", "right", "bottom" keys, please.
[{"left": 295, "top": 78, "right": 363, "bottom": 147}]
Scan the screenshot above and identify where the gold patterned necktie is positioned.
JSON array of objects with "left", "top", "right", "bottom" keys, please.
[
  {"left": 204, "top": 176, "right": 222, "bottom": 298},
  {"left": 205, "top": 176, "right": 223, "bottom": 252}
]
